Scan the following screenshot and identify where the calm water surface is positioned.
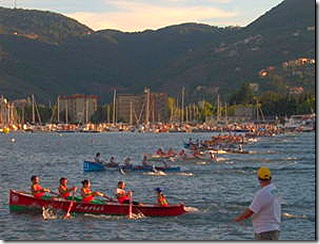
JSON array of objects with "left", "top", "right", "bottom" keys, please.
[{"left": 0, "top": 131, "right": 316, "bottom": 240}]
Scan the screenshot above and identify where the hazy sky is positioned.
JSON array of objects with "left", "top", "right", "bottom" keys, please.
[{"left": 1, "top": 0, "right": 288, "bottom": 32}]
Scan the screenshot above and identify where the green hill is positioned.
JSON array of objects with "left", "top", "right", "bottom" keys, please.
[
  {"left": 0, "top": 7, "right": 92, "bottom": 43},
  {"left": 0, "top": 0, "right": 315, "bottom": 104}
]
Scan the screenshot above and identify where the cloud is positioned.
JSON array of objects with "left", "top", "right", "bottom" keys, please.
[{"left": 67, "top": 0, "right": 237, "bottom": 32}]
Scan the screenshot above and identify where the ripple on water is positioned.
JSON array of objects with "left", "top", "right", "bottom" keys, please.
[{"left": 0, "top": 132, "right": 315, "bottom": 240}]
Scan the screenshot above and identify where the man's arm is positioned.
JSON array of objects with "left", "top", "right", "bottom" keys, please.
[{"left": 234, "top": 208, "right": 254, "bottom": 222}]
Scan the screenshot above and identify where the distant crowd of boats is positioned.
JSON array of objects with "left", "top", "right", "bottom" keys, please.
[{"left": 0, "top": 113, "right": 315, "bottom": 135}]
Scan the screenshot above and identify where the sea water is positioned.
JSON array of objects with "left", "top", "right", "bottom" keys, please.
[{"left": 0, "top": 131, "right": 315, "bottom": 240}]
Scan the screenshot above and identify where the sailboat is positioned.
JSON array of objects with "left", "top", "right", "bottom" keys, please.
[
  {"left": 23, "top": 94, "right": 47, "bottom": 132},
  {"left": 52, "top": 96, "right": 77, "bottom": 133}
]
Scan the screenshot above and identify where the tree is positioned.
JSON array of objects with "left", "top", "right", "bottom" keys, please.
[
  {"left": 198, "top": 100, "right": 213, "bottom": 122},
  {"left": 229, "top": 83, "right": 255, "bottom": 105}
]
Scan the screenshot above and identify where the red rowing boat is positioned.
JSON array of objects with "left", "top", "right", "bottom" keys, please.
[{"left": 9, "top": 190, "right": 187, "bottom": 217}]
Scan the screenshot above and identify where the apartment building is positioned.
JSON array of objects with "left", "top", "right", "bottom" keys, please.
[
  {"left": 116, "top": 89, "right": 168, "bottom": 124},
  {"left": 58, "top": 94, "right": 98, "bottom": 123}
]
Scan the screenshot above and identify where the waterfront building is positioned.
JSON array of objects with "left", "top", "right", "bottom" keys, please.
[
  {"left": 58, "top": 94, "right": 98, "bottom": 124},
  {"left": 234, "top": 105, "right": 255, "bottom": 121},
  {"left": 116, "top": 94, "right": 142, "bottom": 125},
  {"left": 116, "top": 89, "right": 168, "bottom": 124}
]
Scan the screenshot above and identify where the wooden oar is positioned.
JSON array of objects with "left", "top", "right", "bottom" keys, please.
[
  {"left": 20, "top": 190, "right": 60, "bottom": 196},
  {"left": 48, "top": 190, "right": 60, "bottom": 196},
  {"left": 102, "top": 194, "right": 114, "bottom": 201},
  {"left": 63, "top": 189, "right": 76, "bottom": 219},
  {"left": 118, "top": 166, "right": 126, "bottom": 175},
  {"left": 151, "top": 165, "right": 158, "bottom": 173},
  {"left": 98, "top": 192, "right": 116, "bottom": 202},
  {"left": 127, "top": 190, "right": 133, "bottom": 219}
]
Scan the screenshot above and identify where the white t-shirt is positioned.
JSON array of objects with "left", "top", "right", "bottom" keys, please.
[{"left": 249, "top": 183, "right": 281, "bottom": 234}]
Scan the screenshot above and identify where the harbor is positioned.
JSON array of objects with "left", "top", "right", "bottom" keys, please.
[
  {"left": 0, "top": 0, "right": 315, "bottom": 240},
  {"left": 0, "top": 93, "right": 316, "bottom": 134}
]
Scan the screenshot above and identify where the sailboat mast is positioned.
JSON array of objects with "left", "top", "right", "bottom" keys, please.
[
  {"left": 65, "top": 99, "right": 68, "bottom": 124},
  {"left": 256, "top": 97, "right": 259, "bottom": 122},
  {"left": 130, "top": 101, "right": 133, "bottom": 125},
  {"left": 181, "top": 87, "right": 185, "bottom": 123},
  {"left": 85, "top": 99, "right": 89, "bottom": 123},
  {"left": 112, "top": 89, "right": 116, "bottom": 125},
  {"left": 216, "top": 94, "right": 220, "bottom": 122},
  {"left": 57, "top": 96, "right": 60, "bottom": 122},
  {"left": 145, "top": 88, "right": 150, "bottom": 124},
  {"left": 225, "top": 102, "right": 228, "bottom": 124},
  {"left": 107, "top": 105, "right": 110, "bottom": 124},
  {"left": 32, "top": 94, "right": 35, "bottom": 124}
]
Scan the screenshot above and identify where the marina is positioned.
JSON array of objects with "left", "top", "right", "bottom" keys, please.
[{"left": 0, "top": 0, "right": 315, "bottom": 241}]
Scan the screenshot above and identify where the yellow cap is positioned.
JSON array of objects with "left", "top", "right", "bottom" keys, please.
[{"left": 257, "top": 167, "right": 271, "bottom": 180}]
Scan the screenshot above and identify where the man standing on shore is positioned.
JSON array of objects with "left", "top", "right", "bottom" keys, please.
[{"left": 234, "top": 167, "right": 281, "bottom": 240}]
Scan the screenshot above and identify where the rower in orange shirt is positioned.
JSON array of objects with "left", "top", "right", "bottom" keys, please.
[
  {"left": 167, "top": 148, "right": 176, "bottom": 157},
  {"left": 58, "top": 177, "right": 77, "bottom": 199},
  {"left": 154, "top": 187, "right": 169, "bottom": 207},
  {"left": 30, "top": 175, "right": 50, "bottom": 199},
  {"left": 156, "top": 148, "right": 165, "bottom": 156},
  {"left": 80, "top": 179, "right": 104, "bottom": 204}
]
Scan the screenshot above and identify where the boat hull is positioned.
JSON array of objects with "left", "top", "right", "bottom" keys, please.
[
  {"left": 83, "top": 161, "right": 106, "bottom": 171},
  {"left": 122, "top": 165, "right": 181, "bottom": 173},
  {"left": 83, "top": 161, "right": 181, "bottom": 172},
  {"left": 144, "top": 154, "right": 176, "bottom": 161},
  {"left": 9, "top": 190, "right": 187, "bottom": 217}
]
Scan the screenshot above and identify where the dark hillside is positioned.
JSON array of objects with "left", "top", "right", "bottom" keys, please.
[
  {"left": 0, "top": 0, "right": 315, "bottom": 103},
  {"left": 245, "top": 0, "right": 315, "bottom": 32},
  {"left": 0, "top": 7, "right": 92, "bottom": 43},
  {"left": 156, "top": 0, "right": 315, "bottom": 101}
]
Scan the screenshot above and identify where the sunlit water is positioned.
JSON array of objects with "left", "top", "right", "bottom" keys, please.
[{"left": 0, "top": 131, "right": 315, "bottom": 240}]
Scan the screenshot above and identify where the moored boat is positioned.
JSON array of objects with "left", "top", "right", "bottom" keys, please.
[{"left": 9, "top": 190, "right": 187, "bottom": 217}]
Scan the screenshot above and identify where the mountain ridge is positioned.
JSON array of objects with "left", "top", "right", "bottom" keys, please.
[{"left": 0, "top": 0, "right": 315, "bottom": 104}]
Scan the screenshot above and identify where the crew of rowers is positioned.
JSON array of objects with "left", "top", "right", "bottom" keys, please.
[
  {"left": 93, "top": 152, "right": 171, "bottom": 168},
  {"left": 30, "top": 175, "right": 168, "bottom": 206},
  {"left": 94, "top": 153, "right": 119, "bottom": 167},
  {"left": 94, "top": 153, "right": 148, "bottom": 167},
  {"left": 92, "top": 145, "right": 217, "bottom": 168},
  {"left": 155, "top": 147, "right": 216, "bottom": 161},
  {"left": 155, "top": 148, "right": 177, "bottom": 157}
]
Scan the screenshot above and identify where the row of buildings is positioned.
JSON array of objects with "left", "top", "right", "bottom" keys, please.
[
  {"left": 1, "top": 87, "right": 286, "bottom": 129},
  {"left": 53, "top": 88, "right": 168, "bottom": 125},
  {"left": 0, "top": 88, "right": 169, "bottom": 129}
]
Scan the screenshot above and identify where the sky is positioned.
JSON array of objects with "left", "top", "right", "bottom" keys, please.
[{"left": 0, "top": 0, "right": 287, "bottom": 32}]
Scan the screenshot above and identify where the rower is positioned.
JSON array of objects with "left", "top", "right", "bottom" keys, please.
[
  {"left": 114, "top": 181, "right": 140, "bottom": 205},
  {"left": 108, "top": 156, "right": 119, "bottom": 167},
  {"left": 94, "top": 152, "right": 104, "bottom": 164},
  {"left": 80, "top": 179, "right": 104, "bottom": 204},
  {"left": 154, "top": 187, "right": 169, "bottom": 207},
  {"left": 123, "top": 157, "right": 132, "bottom": 166},
  {"left": 238, "top": 144, "right": 243, "bottom": 152},
  {"left": 162, "top": 159, "right": 170, "bottom": 168},
  {"left": 209, "top": 151, "right": 217, "bottom": 162},
  {"left": 178, "top": 149, "right": 187, "bottom": 157},
  {"left": 142, "top": 155, "right": 151, "bottom": 167},
  {"left": 156, "top": 148, "right": 165, "bottom": 156},
  {"left": 30, "top": 175, "right": 51, "bottom": 199},
  {"left": 58, "top": 177, "right": 77, "bottom": 199},
  {"left": 167, "top": 148, "right": 176, "bottom": 157}
]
